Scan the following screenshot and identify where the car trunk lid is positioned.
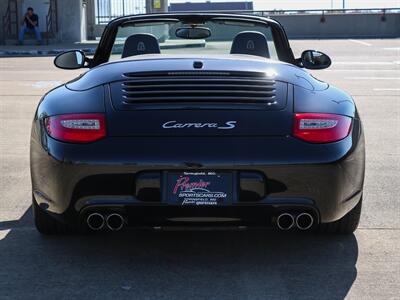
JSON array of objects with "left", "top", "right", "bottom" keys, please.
[{"left": 106, "top": 70, "right": 292, "bottom": 137}]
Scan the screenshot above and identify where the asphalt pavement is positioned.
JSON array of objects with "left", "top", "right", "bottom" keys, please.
[{"left": 0, "top": 38, "right": 399, "bottom": 299}]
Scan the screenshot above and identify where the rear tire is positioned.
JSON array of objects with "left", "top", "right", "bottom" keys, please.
[
  {"left": 318, "top": 197, "right": 362, "bottom": 234},
  {"left": 32, "top": 198, "right": 71, "bottom": 235}
]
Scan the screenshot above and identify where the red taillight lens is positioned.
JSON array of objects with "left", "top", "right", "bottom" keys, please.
[
  {"left": 45, "top": 113, "right": 106, "bottom": 143},
  {"left": 293, "top": 113, "right": 352, "bottom": 143}
]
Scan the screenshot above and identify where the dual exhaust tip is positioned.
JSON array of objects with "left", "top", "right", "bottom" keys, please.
[
  {"left": 86, "top": 212, "right": 125, "bottom": 231},
  {"left": 87, "top": 211, "right": 313, "bottom": 231},
  {"left": 276, "top": 212, "right": 314, "bottom": 231}
]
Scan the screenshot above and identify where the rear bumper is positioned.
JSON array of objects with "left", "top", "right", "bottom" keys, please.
[
  {"left": 79, "top": 204, "right": 321, "bottom": 229},
  {"left": 31, "top": 122, "right": 365, "bottom": 227}
]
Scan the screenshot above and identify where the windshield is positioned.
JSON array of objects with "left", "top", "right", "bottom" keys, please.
[{"left": 109, "top": 18, "right": 279, "bottom": 61}]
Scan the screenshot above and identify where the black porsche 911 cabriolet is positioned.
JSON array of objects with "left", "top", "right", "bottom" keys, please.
[{"left": 30, "top": 13, "right": 365, "bottom": 234}]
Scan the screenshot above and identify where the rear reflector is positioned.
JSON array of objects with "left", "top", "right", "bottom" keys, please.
[
  {"left": 45, "top": 113, "right": 106, "bottom": 143},
  {"left": 293, "top": 113, "right": 352, "bottom": 143}
]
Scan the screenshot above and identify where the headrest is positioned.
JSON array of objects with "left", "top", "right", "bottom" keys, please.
[
  {"left": 122, "top": 33, "right": 161, "bottom": 58},
  {"left": 230, "top": 31, "right": 270, "bottom": 58}
]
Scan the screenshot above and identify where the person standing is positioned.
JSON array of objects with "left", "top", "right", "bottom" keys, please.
[{"left": 18, "top": 7, "right": 42, "bottom": 45}]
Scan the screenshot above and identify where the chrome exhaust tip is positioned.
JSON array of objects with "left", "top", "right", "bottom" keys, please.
[
  {"left": 276, "top": 213, "right": 295, "bottom": 230},
  {"left": 296, "top": 213, "right": 314, "bottom": 230},
  {"left": 87, "top": 213, "right": 105, "bottom": 231},
  {"left": 106, "top": 213, "right": 125, "bottom": 231}
]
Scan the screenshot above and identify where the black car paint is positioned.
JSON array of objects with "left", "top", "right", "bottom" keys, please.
[{"left": 30, "top": 13, "right": 365, "bottom": 230}]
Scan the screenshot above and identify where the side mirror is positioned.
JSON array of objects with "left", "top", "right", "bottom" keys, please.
[
  {"left": 54, "top": 50, "right": 86, "bottom": 70},
  {"left": 175, "top": 27, "right": 211, "bottom": 39},
  {"left": 300, "top": 50, "right": 331, "bottom": 70}
]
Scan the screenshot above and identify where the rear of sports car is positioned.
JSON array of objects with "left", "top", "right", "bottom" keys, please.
[{"left": 30, "top": 57, "right": 365, "bottom": 234}]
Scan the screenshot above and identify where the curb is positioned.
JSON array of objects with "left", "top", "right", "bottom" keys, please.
[
  {"left": 0, "top": 41, "right": 206, "bottom": 57},
  {"left": 160, "top": 41, "right": 206, "bottom": 49},
  {"left": 0, "top": 48, "right": 97, "bottom": 57}
]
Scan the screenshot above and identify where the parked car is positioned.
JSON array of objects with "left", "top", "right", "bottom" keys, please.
[{"left": 30, "top": 13, "right": 365, "bottom": 234}]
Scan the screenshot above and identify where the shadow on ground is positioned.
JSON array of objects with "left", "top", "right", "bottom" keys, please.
[{"left": 0, "top": 207, "right": 358, "bottom": 299}]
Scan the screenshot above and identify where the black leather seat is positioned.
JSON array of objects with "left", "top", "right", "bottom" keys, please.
[
  {"left": 230, "top": 31, "right": 270, "bottom": 58},
  {"left": 121, "top": 33, "right": 161, "bottom": 58}
]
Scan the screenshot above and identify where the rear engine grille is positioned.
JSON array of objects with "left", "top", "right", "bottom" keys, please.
[{"left": 116, "top": 71, "right": 279, "bottom": 107}]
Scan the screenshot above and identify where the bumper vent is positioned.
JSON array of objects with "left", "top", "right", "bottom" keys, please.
[{"left": 110, "top": 71, "right": 285, "bottom": 110}]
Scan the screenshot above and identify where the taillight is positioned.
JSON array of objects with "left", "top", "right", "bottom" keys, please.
[
  {"left": 293, "top": 113, "right": 352, "bottom": 143},
  {"left": 45, "top": 113, "right": 106, "bottom": 143}
]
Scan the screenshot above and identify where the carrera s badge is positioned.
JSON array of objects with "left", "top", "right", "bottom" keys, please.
[{"left": 162, "top": 121, "right": 237, "bottom": 130}]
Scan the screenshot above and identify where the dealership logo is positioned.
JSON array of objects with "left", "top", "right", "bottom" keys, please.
[
  {"left": 173, "top": 176, "right": 227, "bottom": 206},
  {"left": 162, "top": 120, "right": 237, "bottom": 130},
  {"left": 173, "top": 176, "right": 211, "bottom": 194}
]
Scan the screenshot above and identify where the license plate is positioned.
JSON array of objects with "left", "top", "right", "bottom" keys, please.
[{"left": 166, "top": 171, "right": 233, "bottom": 206}]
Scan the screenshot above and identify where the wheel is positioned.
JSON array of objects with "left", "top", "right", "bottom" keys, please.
[
  {"left": 318, "top": 197, "right": 362, "bottom": 234},
  {"left": 32, "top": 197, "right": 71, "bottom": 234}
]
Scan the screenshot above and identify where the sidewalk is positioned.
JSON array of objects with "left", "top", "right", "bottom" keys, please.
[
  {"left": 0, "top": 40, "right": 206, "bottom": 57},
  {"left": 0, "top": 41, "right": 97, "bottom": 57}
]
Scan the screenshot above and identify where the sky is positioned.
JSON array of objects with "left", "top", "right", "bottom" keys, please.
[{"left": 169, "top": 0, "right": 400, "bottom": 10}]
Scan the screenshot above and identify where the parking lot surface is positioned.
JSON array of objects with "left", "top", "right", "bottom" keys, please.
[{"left": 0, "top": 39, "right": 399, "bottom": 299}]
